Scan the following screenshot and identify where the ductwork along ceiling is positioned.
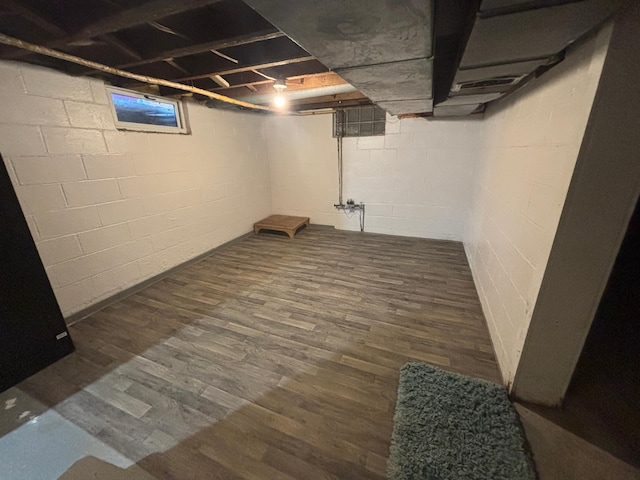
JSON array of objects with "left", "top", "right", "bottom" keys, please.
[
  {"left": 245, "top": 0, "right": 620, "bottom": 117},
  {"left": 0, "top": 0, "right": 621, "bottom": 117}
]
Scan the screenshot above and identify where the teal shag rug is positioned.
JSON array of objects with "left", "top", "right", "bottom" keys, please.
[{"left": 388, "top": 363, "right": 536, "bottom": 480}]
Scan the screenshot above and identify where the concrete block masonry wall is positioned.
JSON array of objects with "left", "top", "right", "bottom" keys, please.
[
  {"left": 265, "top": 114, "right": 342, "bottom": 228},
  {"left": 264, "top": 23, "right": 611, "bottom": 386},
  {"left": 341, "top": 116, "right": 480, "bottom": 240},
  {"left": 265, "top": 113, "right": 479, "bottom": 240},
  {"left": 0, "top": 60, "right": 272, "bottom": 318},
  {"left": 0, "top": 21, "right": 612, "bottom": 388},
  {"left": 463, "top": 25, "right": 613, "bottom": 384}
]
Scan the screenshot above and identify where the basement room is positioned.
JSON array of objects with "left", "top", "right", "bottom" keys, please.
[{"left": 1, "top": 1, "right": 639, "bottom": 479}]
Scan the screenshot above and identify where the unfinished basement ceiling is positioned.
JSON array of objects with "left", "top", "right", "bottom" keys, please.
[{"left": 0, "top": 0, "right": 621, "bottom": 117}]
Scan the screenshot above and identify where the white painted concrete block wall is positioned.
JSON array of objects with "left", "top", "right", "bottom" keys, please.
[
  {"left": 463, "top": 26, "right": 612, "bottom": 384},
  {"left": 265, "top": 114, "right": 343, "bottom": 227},
  {"left": 0, "top": 61, "right": 271, "bottom": 317},
  {"left": 341, "top": 116, "right": 479, "bottom": 239},
  {"left": 265, "top": 113, "right": 478, "bottom": 240}
]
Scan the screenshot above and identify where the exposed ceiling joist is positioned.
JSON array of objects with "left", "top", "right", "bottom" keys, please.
[
  {"left": 146, "top": 20, "right": 189, "bottom": 40},
  {"left": 118, "top": 30, "right": 284, "bottom": 70},
  {"left": 1, "top": 0, "right": 143, "bottom": 62},
  {"left": 0, "top": 32, "right": 271, "bottom": 111},
  {"left": 0, "top": 0, "right": 617, "bottom": 115},
  {"left": 212, "top": 79, "right": 272, "bottom": 91},
  {"left": 164, "top": 58, "right": 189, "bottom": 74},
  {"left": 251, "top": 69, "right": 276, "bottom": 81},
  {"left": 75, "top": 30, "right": 284, "bottom": 78},
  {"left": 175, "top": 56, "right": 315, "bottom": 82},
  {"left": 1, "top": 0, "right": 66, "bottom": 37},
  {"left": 210, "top": 74, "right": 230, "bottom": 88},
  {"left": 64, "top": 0, "right": 223, "bottom": 45},
  {"left": 218, "top": 72, "right": 347, "bottom": 95},
  {"left": 99, "top": 33, "right": 142, "bottom": 60},
  {"left": 4, "top": 0, "right": 224, "bottom": 59},
  {"left": 210, "top": 49, "right": 239, "bottom": 63}
]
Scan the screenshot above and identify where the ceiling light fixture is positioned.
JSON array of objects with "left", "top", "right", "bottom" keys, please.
[
  {"left": 273, "top": 94, "right": 287, "bottom": 109},
  {"left": 273, "top": 78, "right": 287, "bottom": 92},
  {"left": 273, "top": 78, "right": 287, "bottom": 109}
]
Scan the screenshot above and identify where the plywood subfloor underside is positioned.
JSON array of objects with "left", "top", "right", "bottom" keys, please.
[{"left": 12, "top": 226, "right": 500, "bottom": 479}]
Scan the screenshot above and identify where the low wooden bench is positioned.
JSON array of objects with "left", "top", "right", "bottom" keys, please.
[{"left": 253, "top": 215, "right": 310, "bottom": 238}]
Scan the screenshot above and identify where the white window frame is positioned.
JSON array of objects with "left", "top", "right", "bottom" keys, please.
[{"left": 106, "top": 86, "right": 188, "bottom": 134}]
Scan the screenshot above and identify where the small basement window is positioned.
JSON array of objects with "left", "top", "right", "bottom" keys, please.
[
  {"left": 106, "top": 86, "right": 188, "bottom": 134},
  {"left": 333, "top": 105, "right": 386, "bottom": 137}
]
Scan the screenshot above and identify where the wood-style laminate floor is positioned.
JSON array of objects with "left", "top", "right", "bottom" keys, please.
[{"left": 6, "top": 226, "right": 501, "bottom": 479}]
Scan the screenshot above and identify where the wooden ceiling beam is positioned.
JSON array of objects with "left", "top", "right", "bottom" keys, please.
[
  {"left": 99, "top": 33, "right": 142, "bottom": 61},
  {"left": 0, "top": 32, "right": 272, "bottom": 111},
  {"left": 164, "top": 59, "right": 189, "bottom": 75},
  {"left": 75, "top": 30, "right": 289, "bottom": 78},
  {"left": 112, "top": 30, "right": 284, "bottom": 70},
  {"left": 209, "top": 75, "right": 230, "bottom": 88},
  {"left": 3, "top": 0, "right": 224, "bottom": 59},
  {"left": 175, "top": 56, "right": 315, "bottom": 82},
  {"left": 1, "top": 0, "right": 66, "bottom": 37},
  {"left": 221, "top": 72, "right": 348, "bottom": 95},
  {"left": 287, "top": 71, "right": 347, "bottom": 83},
  {"left": 63, "top": 0, "right": 224, "bottom": 45},
  {"left": 0, "top": 1, "right": 143, "bottom": 62},
  {"left": 210, "top": 79, "right": 273, "bottom": 91}
]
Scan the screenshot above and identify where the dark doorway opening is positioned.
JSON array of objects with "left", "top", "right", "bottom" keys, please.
[{"left": 562, "top": 197, "right": 640, "bottom": 467}]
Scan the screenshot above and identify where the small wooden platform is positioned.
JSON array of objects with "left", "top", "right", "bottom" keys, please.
[{"left": 253, "top": 215, "right": 310, "bottom": 238}]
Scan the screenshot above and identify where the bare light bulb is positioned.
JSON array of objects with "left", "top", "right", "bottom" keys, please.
[{"left": 274, "top": 94, "right": 287, "bottom": 109}]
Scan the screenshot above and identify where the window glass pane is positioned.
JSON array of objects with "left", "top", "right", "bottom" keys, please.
[
  {"left": 360, "top": 122, "right": 373, "bottom": 135},
  {"left": 374, "top": 107, "right": 386, "bottom": 121},
  {"left": 346, "top": 123, "right": 359, "bottom": 136},
  {"left": 111, "top": 93, "right": 178, "bottom": 127},
  {"left": 373, "top": 121, "right": 386, "bottom": 135},
  {"left": 360, "top": 107, "right": 374, "bottom": 122},
  {"left": 107, "top": 86, "right": 187, "bottom": 134},
  {"left": 347, "top": 108, "right": 360, "bottom": 122},
  {"left": 334, "top": 106, "right": 386, "bottom": 137}
]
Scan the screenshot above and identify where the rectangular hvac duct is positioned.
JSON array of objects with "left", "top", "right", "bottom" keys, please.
[
  {"left": 438, "top": 92, "right": 504, "bottom": 106},
  {"left": 455, "top": 59, "right": 550, "bottom": 84},
  {"left": 460, "top": 0, "right": 619, "bottom": 68},
  {"left": 377, "top": 99, "right": 434, "bottom": 115},
  {"left": 336, "top": 58, "right": 433, "bottom": 102},
  {"left": 450, "top": 59, "right": 550, "bottom": 96},
  {"left": 243, "top": 0, "right": 432, "bottom": 70},
  {"left": 434, "top": 104, "right": 482, "bottom": 116},
  {"left": 479, "top": 0, "right": 579, "bottom": 14},
  {"left": 244, "top": 0, "right": 434, "bottom": 115}
]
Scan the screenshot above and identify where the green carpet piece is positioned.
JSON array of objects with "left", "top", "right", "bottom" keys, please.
[{"left": 388, "top": 363, "right": 536, "bottom": 480}]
